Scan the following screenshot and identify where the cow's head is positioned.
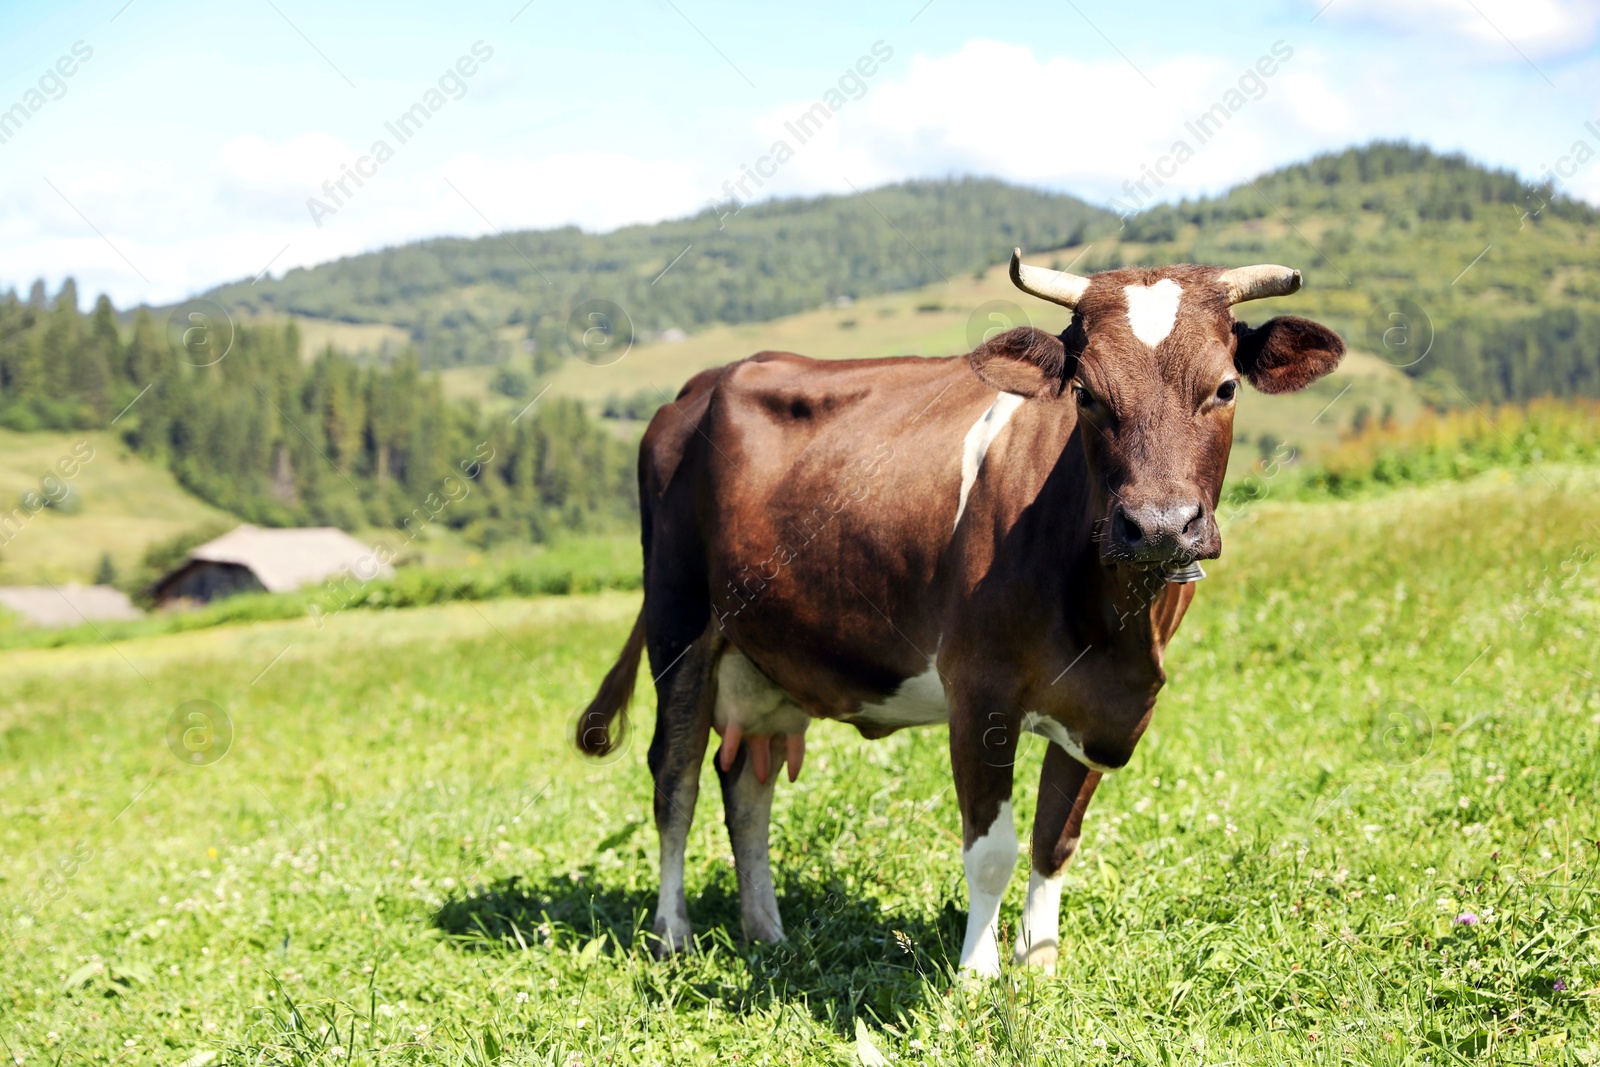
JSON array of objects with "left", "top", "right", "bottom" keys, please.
[{"left": 971, "top": 250, "right": 1344, "bottom": 569}]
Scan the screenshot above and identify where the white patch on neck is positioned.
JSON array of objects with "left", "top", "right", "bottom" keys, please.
[
  {"left": 1123, "top": 279, "right": 1184, "bottom": 349},
  {"left": 954, "top": 392, "right": 1025, "bottom": 530},
  {"left": 1022, "top": 711, "right": 1120, "bottom": 774}
]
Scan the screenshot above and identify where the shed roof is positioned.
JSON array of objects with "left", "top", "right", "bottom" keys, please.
[{"left": 184, "top": 524, "right": 391, "bottom": 593}]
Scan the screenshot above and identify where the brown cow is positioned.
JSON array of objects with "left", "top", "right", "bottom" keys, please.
[{"left": 577, "top": 251, "right": 1344, "bottom": 975}]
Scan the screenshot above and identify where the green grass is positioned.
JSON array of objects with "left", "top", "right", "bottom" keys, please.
[
  {"left": 0, "top": 429, "right": 235, "bottom": 586},
  {"left": 3, "top": 465, "right": 1598, "bottom": 1064}
]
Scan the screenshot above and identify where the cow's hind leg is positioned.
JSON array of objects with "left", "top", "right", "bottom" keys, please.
[
  {"left": 717, "top": 736, "right": 786, "bottom": 943},
  {"left": 647, "top": 633, "right": 715, "bottom": 955},
  {"left": 1015, "top": 744, "right": 1100, "bottom": 972}
]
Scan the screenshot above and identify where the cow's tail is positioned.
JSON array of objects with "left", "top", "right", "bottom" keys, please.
[{"left": 576, "top": 608, "right": 647, "bottom": 756}]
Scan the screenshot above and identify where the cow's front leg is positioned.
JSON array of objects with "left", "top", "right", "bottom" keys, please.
[
  {"left": 950, "top": 701, "right": 1020, "bottom": 977},
  {"left": 1015, "top": 744, "right": 1100, "bottom": 972}
]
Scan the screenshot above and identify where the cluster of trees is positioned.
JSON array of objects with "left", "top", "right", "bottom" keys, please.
[
  {"left": 208, "top": 178, "right": 1116, "bottom": 368},
  {"left": 0, "top": 286, "right": 635, "bottom": 542},
  {"left": 1111, "top": 143, "right": 1600, "bottom": 404},
  {"left": 1122, "top": 142, "right": 1591, "bottom": 241}
]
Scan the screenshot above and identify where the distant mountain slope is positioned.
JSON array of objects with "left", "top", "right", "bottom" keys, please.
[
  {"left": 207, "top": 142, "right": 1600, "bottom": 405},
  {"left": 207, "top": 179, "right": 1118, "bottom": 367},
  {"left": 1105, "top": 142, "right": 1600, "bottom": 403}
]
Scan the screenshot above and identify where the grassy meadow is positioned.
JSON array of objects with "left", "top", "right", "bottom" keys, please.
[{"left": 3, "top": 452, "right": 1598, "bottom": 1065}]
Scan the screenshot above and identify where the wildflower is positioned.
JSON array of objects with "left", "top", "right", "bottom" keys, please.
[
  {"left": 1455, "top": 913, "right": 1478, "bottom": 925},
  {"left": 515, "top": 992, "right": 530, "bottom": 1004},
  {"left": 1092, "top": 1037, "right": 1107, "bottom": 1048},
  {"left": 1554, "top": 979, "right": 1568, "bottom": 991}
]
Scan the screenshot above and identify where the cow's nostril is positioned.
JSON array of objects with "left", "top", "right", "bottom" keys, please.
[
  {"left": 1182, "top": 505, "right": 1203, "bottom": 534},
  {"left": 1117, "top": 512, "right": 1144, "bottom": 546}
]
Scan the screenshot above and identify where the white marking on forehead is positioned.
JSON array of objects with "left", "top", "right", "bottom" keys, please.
[
  {"left": 953, "top": 392, "right": 1025, "bottom": 530},
  {"left": 1123, "top": 278, "right": 1184, "bottom": 349},
  {"left": 1022, "top": 711, "right": 1120, "bottom": 774}
]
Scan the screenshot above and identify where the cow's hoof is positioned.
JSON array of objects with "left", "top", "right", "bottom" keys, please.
[
  {"left": 650, "top": 918, "right": 696, "bottom": 958},
  {"left": 956, "top": 952, "right": 1003, "bottom": 981},
  {"left": 957, "top": 963, "right": 1002, "bottom": 984},
  {"left": 1013, "top": 941, "right": 1058, "bottom": 973}
]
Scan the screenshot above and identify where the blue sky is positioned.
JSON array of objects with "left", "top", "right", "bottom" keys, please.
[{"left": 1, "top": 0, "right": 1597, "bottom": 306}]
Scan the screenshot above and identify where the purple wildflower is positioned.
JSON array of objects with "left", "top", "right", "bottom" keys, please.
[
  {"left": 1455, "top": 913, "right": 1478, "bottom": 925},
  {"left": 1554, "top": 979, "right": 1568, "bottom": 992}
]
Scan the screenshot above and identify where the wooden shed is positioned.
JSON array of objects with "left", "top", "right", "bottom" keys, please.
[{"left": 150, "top": 524, "right": 392, "bottom": 606}]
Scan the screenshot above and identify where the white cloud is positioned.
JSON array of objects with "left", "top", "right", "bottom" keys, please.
[
  {"left": 1317, "top": 0, "right": 1600, "bottom": 57},
  {"left": 731, "top": 38, "right": 1367, "bottom": 215},
  {"left": 435, "top": 150, "right": 705, "bottom": 235},
  {"left": 2, "top": 28, "right": 1594, "bottom": 309}
]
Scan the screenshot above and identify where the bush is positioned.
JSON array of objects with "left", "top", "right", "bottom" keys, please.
[{"left": 1224, "top": 398, "right": 1600, "bottom": 507}]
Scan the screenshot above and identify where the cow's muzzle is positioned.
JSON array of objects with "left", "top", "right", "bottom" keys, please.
[{"left": 1103, "top": 500, "right": 1220, "bottom": 566}]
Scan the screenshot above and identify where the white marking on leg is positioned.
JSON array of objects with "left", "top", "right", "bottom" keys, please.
[
  {"left": 958, "top": 800, "right": 1017, "bottom": 977},
  {"left": 1022, "top": 711, "right": 1120, "bottom": 774},
  {"left": 1014, "top": 866, "right": 1066, "bottom": 971},
  {"left": 1123, "top": 279, "right": 1183, "bottom": 349},
  {"left": 954, "top": 392, "right": 1025, "bottom": 530},
  {"left": 655, "top": 833, "right": 692, "bottom": 949},
  {"left": 726, "top": 756, "right": 785, "bottom": 942}
]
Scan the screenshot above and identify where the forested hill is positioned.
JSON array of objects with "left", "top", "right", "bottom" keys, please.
[
  {"left": 1099, "top": 142, "right": 1600, "bottom": 403},
  {"left": 199, "top": 143, "right": 1600, "bottom": 404},
  {"left": 0, "top": 293, "right": 636, "bottom": 543},
  {"left": 207, "top": 179, "right": 1117, "bottom": 367}
]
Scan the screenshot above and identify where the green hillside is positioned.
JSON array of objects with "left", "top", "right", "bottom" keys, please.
[
  {"left": 0, "top": 429, "right": 233, "bottom": 586},
  {"left": 212, "top": 142, "right": 1599, "bottom": 410},
  {"left": 206, "top": 179, "right": 1116, "bottom": 367}
]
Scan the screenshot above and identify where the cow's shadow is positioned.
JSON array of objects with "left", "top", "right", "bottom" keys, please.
[{"left": 431, "top": 861, "right": 963, "bottom": 1026}]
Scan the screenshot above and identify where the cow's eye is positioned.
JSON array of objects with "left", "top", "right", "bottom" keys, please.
[
  {"left": 1216, "top": 380, "right": 1238, "bottom": 402},
  {"left": 1072, "top": 383, "right": 1095, "bottom": 408}
]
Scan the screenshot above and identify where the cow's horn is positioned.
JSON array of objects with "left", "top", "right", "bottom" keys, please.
[
  {"left": 1009, "top": 247, "right": 1090, "bottom": 309},
  {"left": 1219, "top": 264, "right": 1302, "bottom": 304}
]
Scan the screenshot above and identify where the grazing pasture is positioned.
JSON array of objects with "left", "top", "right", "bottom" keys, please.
[{"left": 3, "top": 465, "right": 1598, "bottom": 1064}]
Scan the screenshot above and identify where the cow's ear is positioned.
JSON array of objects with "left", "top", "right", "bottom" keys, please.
[
  {"left": 968, "top": 326, "right": 1075, "bottom": 399},
  {"left": 1232, "top": 316, "right": 1345, "bottom": 395}
]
